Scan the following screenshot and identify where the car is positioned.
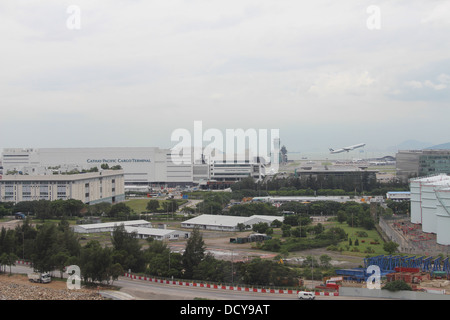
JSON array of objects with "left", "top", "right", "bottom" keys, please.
[{"left": 297, "top": 291, "right": 315, "bottom": 300}]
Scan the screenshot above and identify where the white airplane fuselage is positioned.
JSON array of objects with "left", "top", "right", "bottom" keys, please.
[{"left": 329, "top": 143, "right": 365, "bottom": 154}]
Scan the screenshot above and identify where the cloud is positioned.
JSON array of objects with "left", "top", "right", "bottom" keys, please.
[
  {"left": 307, "top": 70, "right": 377, "bottom": 96},
  {"left": 421, "top": 1, "right": 450, "bottom": 26},
  {"left": 405, "top": 75, "right": 449, "bottom": 91},
  {"left": 1, "top": 0, "right": 450, "bottom": 151}
]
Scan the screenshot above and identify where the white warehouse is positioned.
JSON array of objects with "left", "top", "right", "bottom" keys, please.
[
  {"left": 410, "top": 174, "right": 450, "bottom": 245},
  {"left": 72, "top": 220, "right": 151, "bottom": 233},
  {"left": 181, "top": 214, "right": 284, "bottom": 232},
  {"left": 124, "top": 226, "right": 190, "bottom": 241}
]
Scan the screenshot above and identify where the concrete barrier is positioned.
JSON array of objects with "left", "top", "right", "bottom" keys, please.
[
  {"left": 123, "top": 273, "right": 339, "bottom": 296},
  {"left": 340, "top": 286, "right": 450, "bottom": 300}
]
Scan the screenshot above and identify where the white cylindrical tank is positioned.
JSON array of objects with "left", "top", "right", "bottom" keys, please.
[
  {"left": 436, "top": 188, "right": 450, "bottom": 245},
  {"left": 410, "top": 178, "right": 423, "bottom": 224},
  {"left": 409, "top": 174, "right": 450, "bottom": 226},
  {"left": 421, "top": 179, "right": 450, "bottom": 233}
]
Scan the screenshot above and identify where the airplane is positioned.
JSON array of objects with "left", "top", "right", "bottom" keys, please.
[{"left": 329, "top": 143, "right": 366, "bottom": 154}]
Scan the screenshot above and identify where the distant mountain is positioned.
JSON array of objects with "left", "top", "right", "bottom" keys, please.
[
  {"left": 426, "top": 142, "right": 450, "bottom": 150},
  {"left": 387, "top": 140, "right": 434, "bottom": 152}
]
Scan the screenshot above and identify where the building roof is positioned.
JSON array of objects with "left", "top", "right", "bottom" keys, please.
[
  {"left": 387, "top": 191, "right": 411, "bottom": 194},
  {"left": 252, "top": 196, "right": 350, "bottom": 203},
  {"left": 75, "top": 219, "right": 150, "bottom": 231},
  {"left": 182, "top": 214, "right": 250, "bottom": 227},
  {"left": 0, "top": 170, "right": 124, "bottom": 182},
  {"left": 410, "top": 173, "right": 450, "bottom": 183},
  {"left": 181, "top": 214, "right": 283, "bottom": 227},
  {"left": 124, "top": 226, "right": 186, "bottom": 236},
  {"left": 249, "top": 215, "right": 284, "bottom": 222}
]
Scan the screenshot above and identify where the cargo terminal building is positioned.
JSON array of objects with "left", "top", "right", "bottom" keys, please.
[{"left": 1, "top": 147, "right": 265, "bottom": 190}]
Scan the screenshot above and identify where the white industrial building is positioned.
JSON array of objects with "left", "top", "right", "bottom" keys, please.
[
  {"left": 1, "top": 147, "right": 265, "bottom": 188},
  {"left": 410, "top": 174, "right": 450, "bottom": 245},
  {"left": 386, "top": 191, "right": 411, "bottom": 202},
  {"left": 72, "top": 219, "right": 151, "bottom": 233},
  {"left": 181, "top": 214, "right": 284, "bottom": 232},
  {"left": 0, "top": 170, "right": 125, "bottom": 205},
  {"left": 251, "top": 196, "right": 352, "bottom": 204},
  {"left": 124, "top": 226, "right": 190, "bottom": 241},
  {"left": 72, "top": 219, "right": 190, "bottom": 241}
]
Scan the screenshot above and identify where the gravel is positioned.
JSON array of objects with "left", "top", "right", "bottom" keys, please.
[{"left": 0, "top": 277, "right": 104, "bottom": 300}]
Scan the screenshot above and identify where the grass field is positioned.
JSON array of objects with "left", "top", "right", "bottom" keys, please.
[
  {"left": 333, "top": 222, "right": 386, "bottom": 256},
  {"left": 124, "top": 199, "right": 152, "bottom": 213},
  {"left": 124, "top": 198, "right": 188, "bottom": 214}
]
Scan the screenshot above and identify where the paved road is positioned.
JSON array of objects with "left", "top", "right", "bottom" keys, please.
[
  {"left": 115, "top": 276, "right": 300, "bottom": 300},
  {"left": 9, "top": 263, "right": 380, "bottom": 300}
]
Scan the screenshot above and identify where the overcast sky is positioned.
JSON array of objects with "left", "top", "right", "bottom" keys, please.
[{"left": 1, "top": 0, "right": 449, "bottom": 154}]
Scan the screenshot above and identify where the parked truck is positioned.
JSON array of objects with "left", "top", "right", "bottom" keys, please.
[
  {"left": 315, "top": 276, "right": 342, "bottom": 291},
  {"left": 28, "top": 272, "right": 51, "bottom": 283}
]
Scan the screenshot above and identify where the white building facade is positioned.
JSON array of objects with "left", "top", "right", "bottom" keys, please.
[
  {"left": 0, "top": 170, "right": 125, "bottom": 205},
  {"left": 181, "top": 214, "right": 283, "bottom": 232},
  {"left": 1, "top": 147, "right": 265, "bottom": 188}
]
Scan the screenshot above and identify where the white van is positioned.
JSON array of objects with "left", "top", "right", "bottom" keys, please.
[{"left": 297, "top": 291, "right": 315, "bottom": 300}]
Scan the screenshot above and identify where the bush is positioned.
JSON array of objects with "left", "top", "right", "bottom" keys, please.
[
  {"left": 382, "top": 280, "right": 412, "bottom": 292},
  {"left": 356, "top": 231, "right": 368, "bottom": 237}
]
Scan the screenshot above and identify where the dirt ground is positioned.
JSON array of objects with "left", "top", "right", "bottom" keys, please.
[
  {"left": 0, "top": 219, "right": 22, "bottom": 230},
  {"left": 0, "top": 273, "right": 67, "bottom": 290},
  {"left": 167, "top": 230, "right": 361, "bottom": 268},
  {"left": 0, "top": 273, "right": 103, "bottom": 300}
]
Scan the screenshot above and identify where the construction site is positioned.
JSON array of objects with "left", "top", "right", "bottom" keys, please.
[{"left": 334, "top": 254, "right": 450, "bottom": 296}]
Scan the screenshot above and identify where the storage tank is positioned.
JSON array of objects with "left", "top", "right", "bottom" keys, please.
[
  {"left": 410, "top": 178, "right": 423, "bottom": 224},
  {"left": 436, "top": 187, "right": 450, "bottom": 245},
  {"left": 421, "top": 179, "right": 450, "bottom": 233},
  {"left": 409, "top": 174, "right": 450, "bottom": 225}
]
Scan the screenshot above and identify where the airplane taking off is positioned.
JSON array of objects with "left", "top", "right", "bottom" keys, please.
[{"left": 329, "top": 143, "right": 365, "bottom": 154}]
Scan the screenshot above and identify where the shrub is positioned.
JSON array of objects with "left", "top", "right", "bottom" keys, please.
[{"left": 382, "top": 280, "right": 412, "bottom": 292}]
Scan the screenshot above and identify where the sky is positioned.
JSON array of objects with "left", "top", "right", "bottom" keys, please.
[{"left": 1, "top": 0, "right": 449, "bottom": 154}]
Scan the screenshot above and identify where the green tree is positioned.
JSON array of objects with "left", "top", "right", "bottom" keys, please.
[
  {"left": 192, "top": 253, "right": 232, "bottom": 283},
  {"left": 241, "top": 258, "right": 297, "bottom": 286},
  {"left": 14, "top": 217, "right": 37, "bottom": 260},
  {"left": 281, "top": 224, "right": 291, "bottom": 237},
  {"left": 337, "top": 210, "right": 347, "bottom": 223},
  {"left": 162, "top": 200, "right": 179, "bottom": 213},
  {"left": 146, "top": 200, "right": 160, "bottom": 212},
  {"left": 0, "top": 252, "right": 18, "bottom": 274},
  {"left": 182, "top": 227, "right": 205, "bottom": 279},
  {"left": 35, "top": 200, "right": 52, "bottom": 220},
  {"left": 79, "top": 240, "right": 113, "bottom": 284},
  {"left": 382, "top": 280, "right": 412, "bottom": 292},
  {"left": 32, "top": 223, "right": 59, "bottom": 272},
  {"left": 108, "top": 263, "right": 124, "bottom": 285},
  {"left": 111, "top": 224, "right": 145, "bottom": 272},
  {"left": 53, "top": 251, "right": 70, "bottom": 278},
  {"left": 109, "top": 202, "right": 132, "bottom": 218},
  {"left": 252, "top": 222, "right": 269, "bottom": 234},
  {"left": 383, "top": 241, "right": 399, "bottom": 254},
  {"left": 63, "top": 199, "right": 85, "bottom": 217},
  {"left": 89, "top": 202, "right": 111, "bottom": 216},
  {"left": 319, "top": 254, "right": 332, "bottom": 269}
]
